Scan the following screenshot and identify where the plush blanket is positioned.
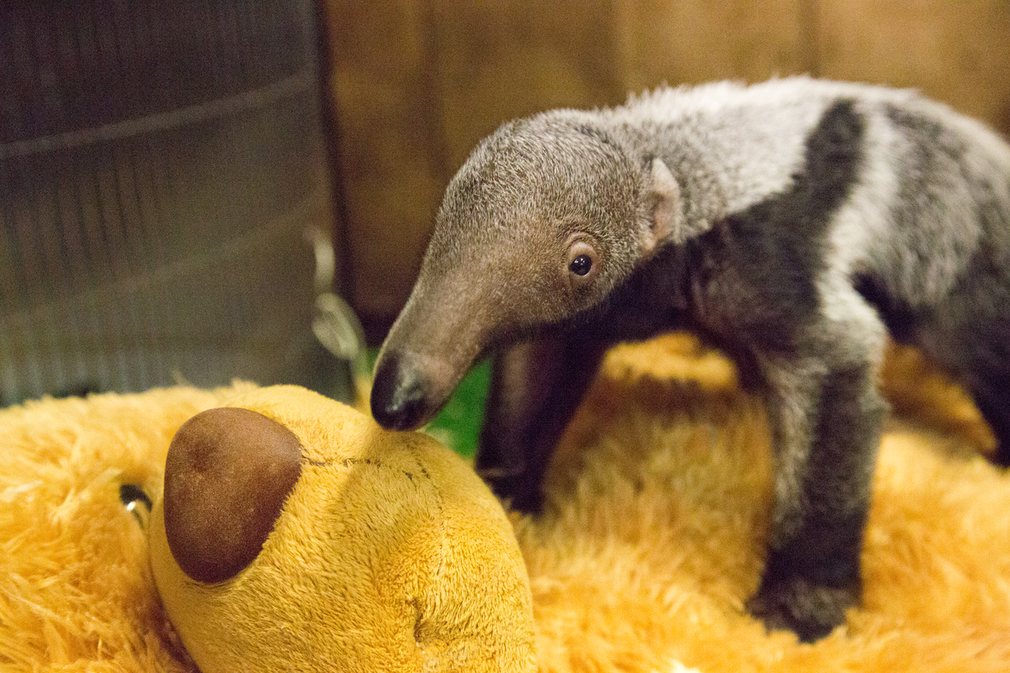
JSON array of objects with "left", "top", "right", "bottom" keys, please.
[{"left": 1, "top": 334, "right": 1007, "bottom": 672}]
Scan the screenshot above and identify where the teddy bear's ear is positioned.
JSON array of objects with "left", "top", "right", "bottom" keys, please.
[{"left": 163, "top": 407, "right": 303, "bottom": 583}]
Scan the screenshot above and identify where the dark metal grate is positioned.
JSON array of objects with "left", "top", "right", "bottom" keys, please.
[{"left": 0, "top": 0, "right": 356, "bottom": 405}]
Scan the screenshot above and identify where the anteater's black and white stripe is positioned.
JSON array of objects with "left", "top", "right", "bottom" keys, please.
[{"left": 371, "top": 76, "right": 1010, "bottom": 641}]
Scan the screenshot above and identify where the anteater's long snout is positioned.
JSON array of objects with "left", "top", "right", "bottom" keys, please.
[
  {"left": 370, "top": 306, "right": 488, "bottom": 431},
  {"left": 370, "top": 352, "right": 435, "bottom": 431},
  {"left": 370, "top": 266, "right": 494, "bottom": 431}
]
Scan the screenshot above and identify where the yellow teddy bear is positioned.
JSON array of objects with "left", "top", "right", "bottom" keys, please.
[
  {"left": 148, "top": 387, "right": 535, "bottom": 673},
  {"left": 3, "top": 336, "right": 1010, "bottom": 673}
]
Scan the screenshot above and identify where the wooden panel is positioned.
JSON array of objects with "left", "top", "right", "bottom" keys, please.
[
  {"left": 321, "top": 0, "right": 1010, "bottom": 335},
  {"left": 324, "top": 1, "right": 631, "bottom": 334},
  {"left": 817, "top": 1, "right": 1010, "bottom": 135},
  {"left": 427, "top": 1, "right": 626, "bottom": 169},
  {"left": 322, "top": 0, "right": 446, "bottom": 332},
  {"left": 612, "top": 0, "right": 810, "bottom": 91}
]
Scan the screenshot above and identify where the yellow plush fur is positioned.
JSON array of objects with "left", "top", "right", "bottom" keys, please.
[
  {"left": 2, "top": 335, "right": 1010, "bottom": 672},
  {"left": 0, "top": 385, "right": 235, "bottom": 673},
  {"left": 526, "top": 335, "right": 1010, "bottom": 672},
  {"left": 149, "top": 386, "right": 535, "bottom": 673}
]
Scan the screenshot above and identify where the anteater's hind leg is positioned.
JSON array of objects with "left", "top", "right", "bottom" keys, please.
[{"left": 917, "top": 282, "right": 1010, "bottom": 466}]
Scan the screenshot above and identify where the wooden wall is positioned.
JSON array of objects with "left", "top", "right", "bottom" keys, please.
[{"left": 320, "top": 0, "right": 1010, "bottom": 340}]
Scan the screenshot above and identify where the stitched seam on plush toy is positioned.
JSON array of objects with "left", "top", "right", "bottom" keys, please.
[
  {"left": 303, "top": 457, "right": 418, "bottom": 482},
  {"left": 303, "top": 453, "right": 442, "bottom": 647},
  {"left": 303, "top": 449, "right": 448, "bottom": 646},
  {"left": 404, "top": 440, "right": 448, "bottom": 648}
]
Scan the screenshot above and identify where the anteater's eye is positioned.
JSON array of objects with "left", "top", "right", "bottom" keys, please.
[
  {"left": 565, "top": 237, "right": 599, "bottom": 286},
  {"left": 569, "top": 255, "right": 592, "bottom": 276}
]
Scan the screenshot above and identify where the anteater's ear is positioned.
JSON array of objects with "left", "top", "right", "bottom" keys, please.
[{"left": 641, "top": 157, "right": 682, "bottom": 254}]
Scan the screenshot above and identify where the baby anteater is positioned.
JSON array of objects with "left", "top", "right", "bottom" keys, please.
[{"left": 370, "top": 77, "right": 1010, "bottom": 641}]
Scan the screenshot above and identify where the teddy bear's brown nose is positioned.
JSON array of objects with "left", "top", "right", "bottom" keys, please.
[{"left": 163, "top": 407, "right": 303, "bottom": 583}]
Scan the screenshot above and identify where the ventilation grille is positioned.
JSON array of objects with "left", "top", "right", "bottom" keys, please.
[{"left": 0, "top": 1, "right": 356, "bottom": 404}]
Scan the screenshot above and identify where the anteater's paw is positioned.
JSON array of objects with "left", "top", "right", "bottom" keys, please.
[{"left": 746, "top": 576, "right": 858, "bottom": 642}]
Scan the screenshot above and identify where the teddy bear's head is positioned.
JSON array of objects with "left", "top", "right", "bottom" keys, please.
[{"left": 148, "top": 386, "right": 535, "bottom": 673}]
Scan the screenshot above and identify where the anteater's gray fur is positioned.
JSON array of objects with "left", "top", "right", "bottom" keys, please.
[{"left": 370, "top": 77, "right": 1010, "bottom": 641}]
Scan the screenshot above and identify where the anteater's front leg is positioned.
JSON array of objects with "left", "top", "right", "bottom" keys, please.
[
  {"left": 476, "top": 336, "right": 607, "bottom": 513},
  {"left": 746, "top": 298, "right": 887, "bottom": 642}
]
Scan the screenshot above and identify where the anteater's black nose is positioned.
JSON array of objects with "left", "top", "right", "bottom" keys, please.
[{"left": 370, "top": 353, "right": 429, "bottom": 431}]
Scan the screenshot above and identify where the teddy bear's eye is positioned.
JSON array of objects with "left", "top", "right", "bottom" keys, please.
[
  {"left": 569, "top": 255, "right": 592, "bottom": 276},
  {"left": 120, "top": 483, "right": 152, "bottom": 528}
]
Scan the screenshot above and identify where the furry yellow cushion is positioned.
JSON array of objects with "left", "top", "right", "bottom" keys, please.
[{"left": 1, "top": 335, "right": 1009, "bottom": 672}]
